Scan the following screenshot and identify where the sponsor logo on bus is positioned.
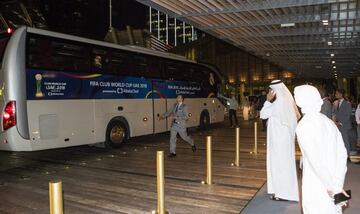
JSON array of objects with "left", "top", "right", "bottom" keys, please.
[{"left": 26, "top": 69, "right": 206, "bottom": 100}]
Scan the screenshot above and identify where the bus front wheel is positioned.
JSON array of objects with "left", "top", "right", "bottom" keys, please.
[
  {"left": 199, "top": 110, "right": 210, "bottom": 130},
  {"left": 106, "top": 119, "right": 128, "bottom": 148}
]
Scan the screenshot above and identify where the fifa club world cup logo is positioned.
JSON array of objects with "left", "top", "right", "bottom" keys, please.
[{"left": 35, "top": 74, "right": 44, "bottom": 98}]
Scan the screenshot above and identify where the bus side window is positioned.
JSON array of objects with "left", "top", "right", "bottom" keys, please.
[
  {"left": 91, "top": 48, "right": 108, "bottom": 73},
  {"left": 51, "top": 41, "right": 90, "bottom": 72},
  {"left": 0, "top": 36, "right": 9, "bottom": 66},
  {"left": 164, "top": 61, "right": 188, "bottom": 81},
  {"left": 27, "top": 36, "right": 52, "bottom": 69},
  {"left": 133, "top": 54, "right": 160, "bottom": 79},
  {"left": 190, "top": 66, "right": 203, "bottom": 84},
  {"left": 27, "top": 34, "right": 91, "bottom": 73},
  {"left": 200, "top": 67, "right": 218, "bottom": 96},
  {"left": 184, "top": 64, "right": 196, "bottom": 82},
  {"left": 108, "top": 51, "right": 133, "bottom": 76}
]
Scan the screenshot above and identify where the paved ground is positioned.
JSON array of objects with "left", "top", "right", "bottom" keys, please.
[
  {"left": 0, "top": 117, "right": 358, "bottom": 214},
  {"left": 0, "top": 120, "right": 267, "bottom": 214},
  {"left": 242, "top": 156, "right": 360, "bottom": 214}
]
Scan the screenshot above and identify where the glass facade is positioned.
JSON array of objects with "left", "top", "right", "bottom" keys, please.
[
  {"left": 148, "top": 7, "right": 198, "bottom": 47},
  {"left": 170, "top": 34, "right": 295, "bottom": 96}
]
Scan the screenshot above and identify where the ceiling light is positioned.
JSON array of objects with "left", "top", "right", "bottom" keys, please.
[
  {"left": 330, "top": 53, "right": 335, "bottom": 57},
  {"left": 333, "top": 66, "right": 336, "bottom": 69},
  {"left": 322, "top": 22, "right": 329, "bottom": 26},
  {"left": 332, "top": 61, "right": 335, "bottom": 64},
  {"left": 315, "top": 65, "right": 322, "bottom": 69},
  {"left": 281, "top": 23, "right": 295, "bottom": 27},
  {"left": 328, "top": 41, "right": 333, "bottom": 45},
  {"left": 322, "top": 20, "right": 329, "bottom": 23}
]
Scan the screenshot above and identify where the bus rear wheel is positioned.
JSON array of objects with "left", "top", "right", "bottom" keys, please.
[
  {"left": 106, "top": 120, "right": 128, "bottom": 148},
  {"left": 199, "top": 110, "right": 210, "bottom": 130}
]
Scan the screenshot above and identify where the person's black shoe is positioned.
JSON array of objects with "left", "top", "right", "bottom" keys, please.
[
  {"left": 167, "top": 153, "right": 176, "bottom": 158},
  {"left": 192, "top": 144, "right": 196, "bottom": 152},
  {"left": 269, "top": 195, "right": 288, "bottom": 201}
]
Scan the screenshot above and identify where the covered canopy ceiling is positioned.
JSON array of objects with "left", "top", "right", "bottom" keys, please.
[{"left": 137, "top": 0, "right": 360, "bottom": 78}]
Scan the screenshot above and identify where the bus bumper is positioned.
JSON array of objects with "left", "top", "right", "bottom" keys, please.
[{"left": 0, "top": 127, "right": 32, "bottom": 151}]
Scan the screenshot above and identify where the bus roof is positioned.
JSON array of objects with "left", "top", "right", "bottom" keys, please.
[{"left": 26, "top": 27, "right": 196, "bottom": 64}]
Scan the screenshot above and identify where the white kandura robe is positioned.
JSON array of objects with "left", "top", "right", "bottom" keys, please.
[
  {"left": 260, "top": 101, "right": 299, "bottom": 201},
  {"left": 296, "top": 113, "right": 348, "bottom": 214}
]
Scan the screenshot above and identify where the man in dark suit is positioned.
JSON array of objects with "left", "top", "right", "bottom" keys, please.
[
  {"left": 258, "top": 90, "right": 268, "bottom": 131},
  {"left": 318, "top": 88, "right": 332, "bottom": 119},
  {"left": 333, "top": 89, "right": 356, "bottom": 155},
  {"left": 160, "top": 95, "right": 196, "bottom": 158}
]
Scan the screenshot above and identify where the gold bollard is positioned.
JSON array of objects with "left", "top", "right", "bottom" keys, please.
[
  {"left": 49, "top": 180, "right": 63, "bottom": 214},
  {"left": 205, "top": 136, "right": 213, "bottom": 185},
  {"left": 234, "top": 127, "right": 240, "bottom": 166},
  {"left": 254, "top": 122, "right": 258, "bottom": 155},
  {"left": 156, "top": 151, "right": 165, "bottom": 214}
]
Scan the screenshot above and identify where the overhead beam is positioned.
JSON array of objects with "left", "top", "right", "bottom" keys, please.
[
  {"left": 203, "top": 11, "right": 359, "bottom": 29},
  {"left": 173, "top": 0, "right": 347, "bottom": 18},
  {"left": 253, "top": 43, "right": 360, "bottom": 50},
  {"left": 250, "top": 39, "right": 359, "bottom": 46},
  {"left": 269, "top": 48, "right": 360, "bottom": 53},
  {"left": 224, "top": 26, "right": 360, "bottom": 38}
]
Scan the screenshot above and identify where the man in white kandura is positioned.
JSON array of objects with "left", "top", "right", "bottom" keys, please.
[
  {"left": 294, "top": 85, "right": 348, "bottom": 214},
  {"left": 260, "top": 80, "right": 300, "bottom": 201}
]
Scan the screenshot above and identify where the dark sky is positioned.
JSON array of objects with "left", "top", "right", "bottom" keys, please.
[{"left": 40, "top": 0, "right": 148, "bottom": 40}]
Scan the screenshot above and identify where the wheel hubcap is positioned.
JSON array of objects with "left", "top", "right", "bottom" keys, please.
[{"left": 110, "top": 125, "right": 125, "bottom": 144}]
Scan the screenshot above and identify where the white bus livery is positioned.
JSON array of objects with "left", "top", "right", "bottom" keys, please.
[{"left": 0, "top": 27, "right": 225, "bottom": 151}]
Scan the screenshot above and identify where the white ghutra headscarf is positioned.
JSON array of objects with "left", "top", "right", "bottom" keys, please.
[
  {"left": 269, "top": 80, "right": 300, "bottom": 131},
  {"left": 294, "top": 85, "right": 323, "bottom": 114}
]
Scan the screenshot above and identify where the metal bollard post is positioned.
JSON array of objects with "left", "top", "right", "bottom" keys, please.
[
  {"left": 205, "top": 136, "right": 213, "bottom": 185},
  {"left": 234, "top": 127, "right": 240, "bottom": 166},
  {"left": 156, "top": 151, "right": 165, "bottom": 214},
  {"left": 254, "top": 122, "right": 258, "bottom": 155},
  {"left": 49, "top": 180, "right": 63, "bottom": 214}
]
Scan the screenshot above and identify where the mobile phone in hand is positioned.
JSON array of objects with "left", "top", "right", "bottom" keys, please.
[{"left": 334, "top": 190, "right": 351, "bottom": 204}]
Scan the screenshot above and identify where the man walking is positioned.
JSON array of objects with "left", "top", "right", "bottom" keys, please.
[
  {"left": 160, "top": 95, "right": 196, "bottom": 158},
  {"left": 218, "top": 93, "right": 239, "bottom": 128},
  {"left": 260, "top": 80, "right": 300, "bottom": 202}
]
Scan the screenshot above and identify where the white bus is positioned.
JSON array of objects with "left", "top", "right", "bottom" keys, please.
[{"left": 0, "top": 27, "right": 225, "bottom": 151}]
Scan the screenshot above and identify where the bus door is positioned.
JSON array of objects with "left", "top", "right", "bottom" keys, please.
[{"left": 151, "top": 79, "right": 167, "bottom": 133}]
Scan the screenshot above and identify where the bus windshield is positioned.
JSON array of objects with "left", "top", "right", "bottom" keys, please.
[{"left": 0, "top": 36, "right": 10, "bottom": 66}]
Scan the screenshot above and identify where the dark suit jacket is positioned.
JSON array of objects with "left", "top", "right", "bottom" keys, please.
[
  {"left": 257, "top": 95, "right": 266, "bottom": 111},
  {"left": 320, "top": 98, "right": 332, "bottom": 119},
  {"left": 334, "top": 99, "right": 353, "bottom": 129}
]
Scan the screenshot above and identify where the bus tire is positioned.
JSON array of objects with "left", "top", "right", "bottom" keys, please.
[
  {"left": 199, "top": 110, "right": 210, "bottom": 130},
  {"left": 105, "top": 118, "right": 129, "bottom": 148}
]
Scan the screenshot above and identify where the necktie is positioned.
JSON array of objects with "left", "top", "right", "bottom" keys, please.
[{"left": 175, "top": 104, "right": 179, "bottom": 113}]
